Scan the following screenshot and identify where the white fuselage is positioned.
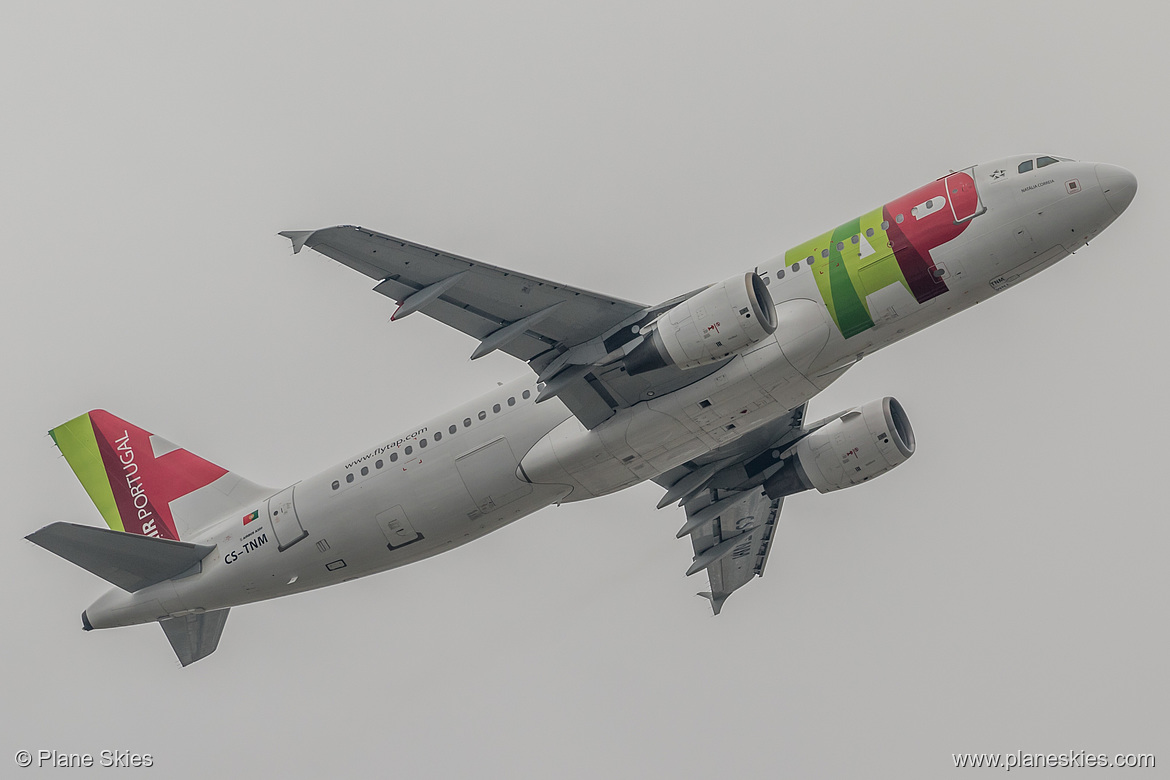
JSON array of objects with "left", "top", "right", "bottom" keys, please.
[{"left": 85, "top": 156, "right": 1131, "bottom": 629}]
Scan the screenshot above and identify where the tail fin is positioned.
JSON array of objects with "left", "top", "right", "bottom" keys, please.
[{"left": 50, "top": 410, "right": 272, "bottom": 541}]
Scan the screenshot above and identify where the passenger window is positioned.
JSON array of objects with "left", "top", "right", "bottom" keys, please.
[
  {"left": 419, "top": 439, "right": 427, "bottom": 448},
  {"left": 346, "top": 473, "right": 354, "bottom": 483},
  {"left": 792, "top": 262, "right": 800, "bottom": 271},
  {"left": 434, "top": 431, "right": 442, "bottom": 441},
  {"left": 478, "top": 411, "right": 487, "bottom": 421},
  {"left": 866, "top": 228, "right": 874, "bottom": 237},
  {"left": 805, "top": 255, "right": 813, "bottom": 264},
  {"left": 1037, "top": 156, "right": 1059, "bottom": 168},
  {"left": 493, "top": 403, "right": 501, "bottom": 413},
  {"left": 508, "top": 397, "right": 515, "bottom": 406},
  {"left": 449, "top": 424, "right": 456, "bottom": 434},
  {"left": 1018, "top": 160, "right": 1034, "bottom": 173},
  {"left": 522, "top": 390, "right": 531, "bottom": 400},
  {"left": 332, "top": 480, "right": 340, "bottom": 490},
  {"left": 361, "top": 466, "right": 369, "bottom": 476},
  {"left": 463, "top": 418, "right": 472, "bottom": 427},
  {"left": 776, "top": 268, "right": 785, "bottom": 279},
  {"left": 405, "top": 445, "right": 412, "bottom": 455},
  {"left": 821, "top": 248, "right": 829, "bottom": 258},
  {"left": 836, "top": 241, "right": 844, "bottom": 250},
  {"left": 880, "top": 220, "right": 889, "bottom": 230},
  {"left": 896, "top": 214, "right": 904, "bottom": 223},
  {"left": 376, "top": 459, "right": 383, "bottom": 469},
  {"left": 390, "top": 452, "right": 398, "bottom": 462}
]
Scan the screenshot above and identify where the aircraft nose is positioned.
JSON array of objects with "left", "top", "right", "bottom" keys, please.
[{"left": 1094, "top": 163, "right": 1138, "bottom": 215}]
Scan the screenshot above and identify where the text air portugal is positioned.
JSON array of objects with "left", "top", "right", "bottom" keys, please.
[{"left": 89, "top": 410, "right": 226, "bottom": 540}]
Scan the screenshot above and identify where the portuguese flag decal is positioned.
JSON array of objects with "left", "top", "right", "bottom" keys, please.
[{"left": 243, "top": 510, "right": 259, "bottom": 525}]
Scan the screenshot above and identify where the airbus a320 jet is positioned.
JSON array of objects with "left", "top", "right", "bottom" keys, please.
[{"left": 28, "top": 154, "right": 1136, "bottom": 665}]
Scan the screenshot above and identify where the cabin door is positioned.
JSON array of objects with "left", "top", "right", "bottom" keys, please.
[{"left": 267, "top": 485, "right": 308, "bottom": 551}]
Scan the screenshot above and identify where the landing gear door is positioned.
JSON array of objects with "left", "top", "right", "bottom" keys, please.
[
  {"left": 945, "top": 167, "right": 986, "bottom": 224},
  {"left": 268, "top": 485, "right": 308, "bottom": 551}
]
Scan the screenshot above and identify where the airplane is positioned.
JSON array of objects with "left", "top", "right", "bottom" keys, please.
[{"left": 28, "top": 154, "right": 1136, "bottom": 665}]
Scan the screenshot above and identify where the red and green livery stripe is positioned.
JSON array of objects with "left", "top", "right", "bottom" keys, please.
[
  {"left": 50, "top": 410, "right": 228, "bottom": 540},
  {"left": 788, "top": 172, "right": 978, "bottom": 338}
]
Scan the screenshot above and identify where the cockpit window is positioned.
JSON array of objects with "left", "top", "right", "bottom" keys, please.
[
  {"left": 1037, "top": 156, "right": 1059, "bottom": 168},
  {"left": 1018, "top": 160, "right": 1034, "bottom": 174}
]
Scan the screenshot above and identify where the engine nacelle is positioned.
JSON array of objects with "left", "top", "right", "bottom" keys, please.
[
  {"left": 764, "top": 397, "right": 915, "bottom": 497},
  {"left": 624, "top": 271, "right": 776, "bottom": 375}
]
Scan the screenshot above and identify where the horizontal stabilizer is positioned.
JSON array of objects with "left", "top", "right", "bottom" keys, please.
[
  {"left": 26, "top": 522, "right": 215, "bottom": 593},
  {"left": 160, "top": 609, "right": 229, "bottom": 667}
]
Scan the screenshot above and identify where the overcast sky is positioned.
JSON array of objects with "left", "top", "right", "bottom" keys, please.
[{"left": 3, "top": 2, "right": 1166, "bottom": 777}]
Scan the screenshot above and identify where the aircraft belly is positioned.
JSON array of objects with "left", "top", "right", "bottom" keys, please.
[{"left": 524, "top": 340, "right": 823, "bottom": 500}]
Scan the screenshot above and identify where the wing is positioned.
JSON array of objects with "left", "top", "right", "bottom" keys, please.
[
  {"left": 684, "top": 489, "right": 783, "bottom": 614},
  {"left": 653, "top": 404, "right": 808, "bottom": 613},
  {"left": 285, "top": 225, "right": 646, "bottom": 363},
  {"left": 284, "top": 226, "right": 722, "bottom": 428}
]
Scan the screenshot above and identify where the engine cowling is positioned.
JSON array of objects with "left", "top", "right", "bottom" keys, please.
[
  {"left": 624, "top": 271, "right": 776, "bottom": 375},
  {"left": 764, "top": 397, "right": 915, "bottom": 497}
]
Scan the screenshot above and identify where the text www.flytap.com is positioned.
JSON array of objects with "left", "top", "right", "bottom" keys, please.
[{"left": 952, "top": 751, "right": 1155, "bottom": 770}]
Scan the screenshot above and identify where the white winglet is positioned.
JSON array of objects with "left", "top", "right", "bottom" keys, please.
[{"left": 278, "top": 230, "right": 315, "bottom": 254}]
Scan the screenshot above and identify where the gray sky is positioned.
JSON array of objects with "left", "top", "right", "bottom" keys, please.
[{"left": 3, "top": 2, "right": 1166, "bottom": 777}]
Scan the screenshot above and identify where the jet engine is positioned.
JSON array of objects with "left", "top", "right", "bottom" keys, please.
[
  {"left": 624, "top": 271, "right": 777, "bottom": 375},
  {"left": 764, "top": 397, "right": 915, "bottom": 497}
]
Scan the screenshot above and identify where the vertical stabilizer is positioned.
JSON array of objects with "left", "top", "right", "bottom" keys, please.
[{"left": 50, "top": 410, "right": 272, "bottom": 540}]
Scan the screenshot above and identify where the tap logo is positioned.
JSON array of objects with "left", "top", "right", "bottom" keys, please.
[{"left": 49, "top": 409, "right": 229, "bottom": 540}]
